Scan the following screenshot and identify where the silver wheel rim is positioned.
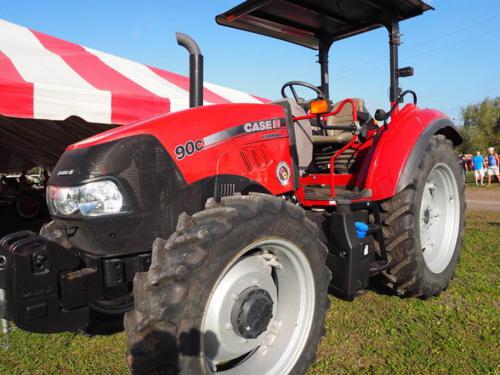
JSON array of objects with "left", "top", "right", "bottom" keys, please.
[
  {"left": 201, "top": 238, "right": 316, "bottom": 374},
  {"left": 419, "top": 163, "right": 460, "bottom": 273}
]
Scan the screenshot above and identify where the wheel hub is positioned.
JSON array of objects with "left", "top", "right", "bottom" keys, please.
[
  {"left": 201, "top": 239, "right": 316, "bottom": 374},
  {"left": 231, "top": 287, "right": 274, "bottom": 339}
]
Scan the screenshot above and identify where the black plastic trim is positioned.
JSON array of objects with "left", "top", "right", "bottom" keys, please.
[{"left": 273, "top": 100, "right": 300, "bottom": 190}]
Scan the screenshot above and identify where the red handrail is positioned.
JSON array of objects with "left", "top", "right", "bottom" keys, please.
[
  {"left": 293, "top": 98, "right": 358, "bottom": 122},
  {"left": 293, "top": 98, "right": 359, "bottom": 198},
  {"left": 329, "top": 135, "right": 358, "bottom": 197}
]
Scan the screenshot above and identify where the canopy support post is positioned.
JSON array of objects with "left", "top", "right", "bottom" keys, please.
[
  {"left": 387, "top": 19, "right": 401, "bottom": 104},
  {"left": 318, "top": 40, "right": 332, "bottom": 100}
]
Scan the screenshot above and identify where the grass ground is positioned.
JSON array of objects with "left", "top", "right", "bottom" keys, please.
[{"left": 0, "top": 211, "right": 498, "bottom": 374}]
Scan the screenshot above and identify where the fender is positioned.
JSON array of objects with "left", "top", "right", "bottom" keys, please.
[
  {"left": 363, "top": 105, "right": 462, "bottom": 201},
  {"left": 395, "top": 117, "right": 461, "bottom": 193}
]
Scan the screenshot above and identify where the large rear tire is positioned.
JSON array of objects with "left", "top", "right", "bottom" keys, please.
[
  {"left": 379, "top": 135, "right": 465, "bottom": 297},
  {"left": 124, "top": 193, "right": 331, "bottom": 375}
]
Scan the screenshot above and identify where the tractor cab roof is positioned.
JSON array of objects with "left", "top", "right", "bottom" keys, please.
[{"left": 216, "top": 0, "right": 433, "bottom": 49}]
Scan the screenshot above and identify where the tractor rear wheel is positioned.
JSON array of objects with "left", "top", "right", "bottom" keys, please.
[
  {"left": 124, "top": 193, "right": 331, "bottom": 375},
  {"left": 379, "top": 135, "right": 465, "bottom": 297}
]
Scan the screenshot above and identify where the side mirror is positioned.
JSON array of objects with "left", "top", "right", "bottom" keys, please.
[{"left": 374, "top": 109, "right": 387, "bottom": 122}]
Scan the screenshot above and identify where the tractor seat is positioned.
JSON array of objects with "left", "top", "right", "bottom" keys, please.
[{"left": 312, "top": 98, "right": 369, "bottom": 144}]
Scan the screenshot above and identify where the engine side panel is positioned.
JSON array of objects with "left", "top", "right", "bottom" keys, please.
[{"left": 68, "top": 103, "right": 295, "bottom": 195}]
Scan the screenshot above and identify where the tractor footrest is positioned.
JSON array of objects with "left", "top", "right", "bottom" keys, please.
[
  {"left": 368, "top": 260, "right": 390, "bottom": 275},
  {"left": 304, "top": 185, "right": 366, "bottom": 201}
]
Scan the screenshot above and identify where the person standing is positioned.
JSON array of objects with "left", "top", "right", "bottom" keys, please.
[
  {"left": 486, "top": 147, "right": 500, "bottom": 186},
  {"left": 42, "top": 168, "right": 50, "bottom": 188},
  {"left": 18, "top": 169, "right": 33, "bottom": 191},
  {"left": 0, "top": 175, "right": 7, "bottom": 193},
  {"left": 472, "top": 151, "right": 485, "bottom": 186}
]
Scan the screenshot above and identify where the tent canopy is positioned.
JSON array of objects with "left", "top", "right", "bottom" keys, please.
[{"left": 0, "top": 19, "right": 268, "bottom": 172}]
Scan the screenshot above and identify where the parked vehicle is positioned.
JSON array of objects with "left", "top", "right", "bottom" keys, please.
[
  {"left": 0, "top": 173, "right": 47, "bottom": 220},
  {"left": 0, "top": 1, "right": 464, "bottom": 374}
]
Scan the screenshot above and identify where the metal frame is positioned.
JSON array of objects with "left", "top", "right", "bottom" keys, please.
[
  {"left": 318, "top": 40, "right": 332, "bottom": 100},
  {"left": 217, "top": 0, "right": 432, "bottom": 102},
  {"left": 387, "top": 20, "right": 401, "bottom": 104},
  {"left": 317, "top": 19, "right": 402, "bottom": 107}
]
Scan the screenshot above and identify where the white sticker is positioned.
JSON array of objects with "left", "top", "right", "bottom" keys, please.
[
  {"left": 363, "top": 244, "right": 369, "bottom": 256},
  {"left": 276, "top": 161, "right": 291, "bottom": 186}
]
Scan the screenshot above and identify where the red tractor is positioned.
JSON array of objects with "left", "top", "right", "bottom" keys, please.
[{"left": 0, "top": 1, "right": 465, "bottom": 374}]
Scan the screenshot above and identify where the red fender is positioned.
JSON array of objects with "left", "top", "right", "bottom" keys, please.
[{"left": 362, "top": 104, "right": 461, "bottom": 201}]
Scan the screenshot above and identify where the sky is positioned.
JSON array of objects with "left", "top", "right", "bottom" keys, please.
[{"left": 1, "top": 0, "right": 499, "bottom": 123}]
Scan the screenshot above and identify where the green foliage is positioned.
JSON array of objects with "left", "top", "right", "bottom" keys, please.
[
  {"left": 0, "top": 212, "right": 498, "bottom": 374},
  {"left": 460, "top": 97, "right": 500, "bottom": 153}
]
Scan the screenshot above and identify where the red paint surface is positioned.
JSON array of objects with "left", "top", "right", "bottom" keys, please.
[
  {"left": 69, "top": 103, "right": 294, "bottom": 195},
  {"left": 363, "top": 104, "right": 448, "bottom": 200},
  {"left": 67, "top": 100, "right": 448, "bottom": 203},
  {"left": 0, "top": 51, "right": 33, "bottom": 118}
]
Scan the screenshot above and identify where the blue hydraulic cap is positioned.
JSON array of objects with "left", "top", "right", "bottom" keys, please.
[{"left": 355, "top": 221, "right": 369, "bottom": 239}]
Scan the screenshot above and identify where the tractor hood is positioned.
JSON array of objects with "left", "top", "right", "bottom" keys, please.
[
  {"left": 47, "top": 102, "right": 292, "bottom": 256},
  {"left": 69, "top": 103, "right": 286, "bottom": 153},
  {"left": 63, "top": 102, "right": 290, "bottom": 186}
]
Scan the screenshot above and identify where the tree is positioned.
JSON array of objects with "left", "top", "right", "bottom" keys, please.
[{"left": 459, "top": 97, "right": 500, "bottom": 154}]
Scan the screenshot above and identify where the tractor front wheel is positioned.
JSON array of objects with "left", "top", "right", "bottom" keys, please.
[
  {"left": 124, "top": 194, "right": 331, "bottom": 375},
  {"left": 380, "top": 135, "right": 465, "bottom": 297}
]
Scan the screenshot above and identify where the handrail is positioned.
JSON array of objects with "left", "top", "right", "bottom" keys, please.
[
  {"left": 292, "top": 98, "right": 359, "bottom": 199},
  {"left": 329, "top": 135, "right": 358, "bottom": 197},
  {"left": 293, "top": 98, "right": 358, "bottom": 123},
  {"left": 383, "top": 90, "right": 418, "bottom": 122}
]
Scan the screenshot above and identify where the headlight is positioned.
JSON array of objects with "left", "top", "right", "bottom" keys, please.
[{"left": 47, "top": 180, "right": 126, "bottom": 217}]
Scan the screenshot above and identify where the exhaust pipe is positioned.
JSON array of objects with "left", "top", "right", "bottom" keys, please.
[{"left": 176, "top": 32, "right": 203, "bottom": 108}]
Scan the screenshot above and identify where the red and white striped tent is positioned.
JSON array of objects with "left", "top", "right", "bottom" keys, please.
[{"left": 0, "top": 19, "right": 268, "bottom": 171}]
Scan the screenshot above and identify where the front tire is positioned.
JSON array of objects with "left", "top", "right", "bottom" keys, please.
[
  {"left": 380, "top": 135, "right": 465, "bottom": 297},
  {"left": 124, "top": 194, "right": 331, "bottom": 375}
]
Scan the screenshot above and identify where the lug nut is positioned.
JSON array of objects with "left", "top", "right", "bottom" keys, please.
[{"left": 34, "top": 254, "right": 46, "bottom": 266}]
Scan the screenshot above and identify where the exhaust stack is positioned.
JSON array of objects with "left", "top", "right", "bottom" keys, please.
[{"left": 176, "top": 32, "right": 203, "bottom": 108}]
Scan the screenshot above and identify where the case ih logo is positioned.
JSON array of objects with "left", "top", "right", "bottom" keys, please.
[
  {"left": 243, "top": 119, "right": 281, "bottom": 133},
  {"left": 56, "top": 169, "right": 74, "bottom": 176},
  {"left": 202, "top": 117, "right": 286, "bottom": 148}
]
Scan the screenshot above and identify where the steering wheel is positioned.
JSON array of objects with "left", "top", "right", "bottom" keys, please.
[{"left": 281, "top": 81, "right": 325, "bottom": 102}]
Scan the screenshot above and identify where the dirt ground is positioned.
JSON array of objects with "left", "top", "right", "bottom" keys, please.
[{"left": 465, "top": 187, "right": 500, "bottom": 212}]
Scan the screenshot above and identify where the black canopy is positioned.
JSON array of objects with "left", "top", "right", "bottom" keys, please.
[{"left": 217, "top": 0, "right": 433, "bottom": 49}]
